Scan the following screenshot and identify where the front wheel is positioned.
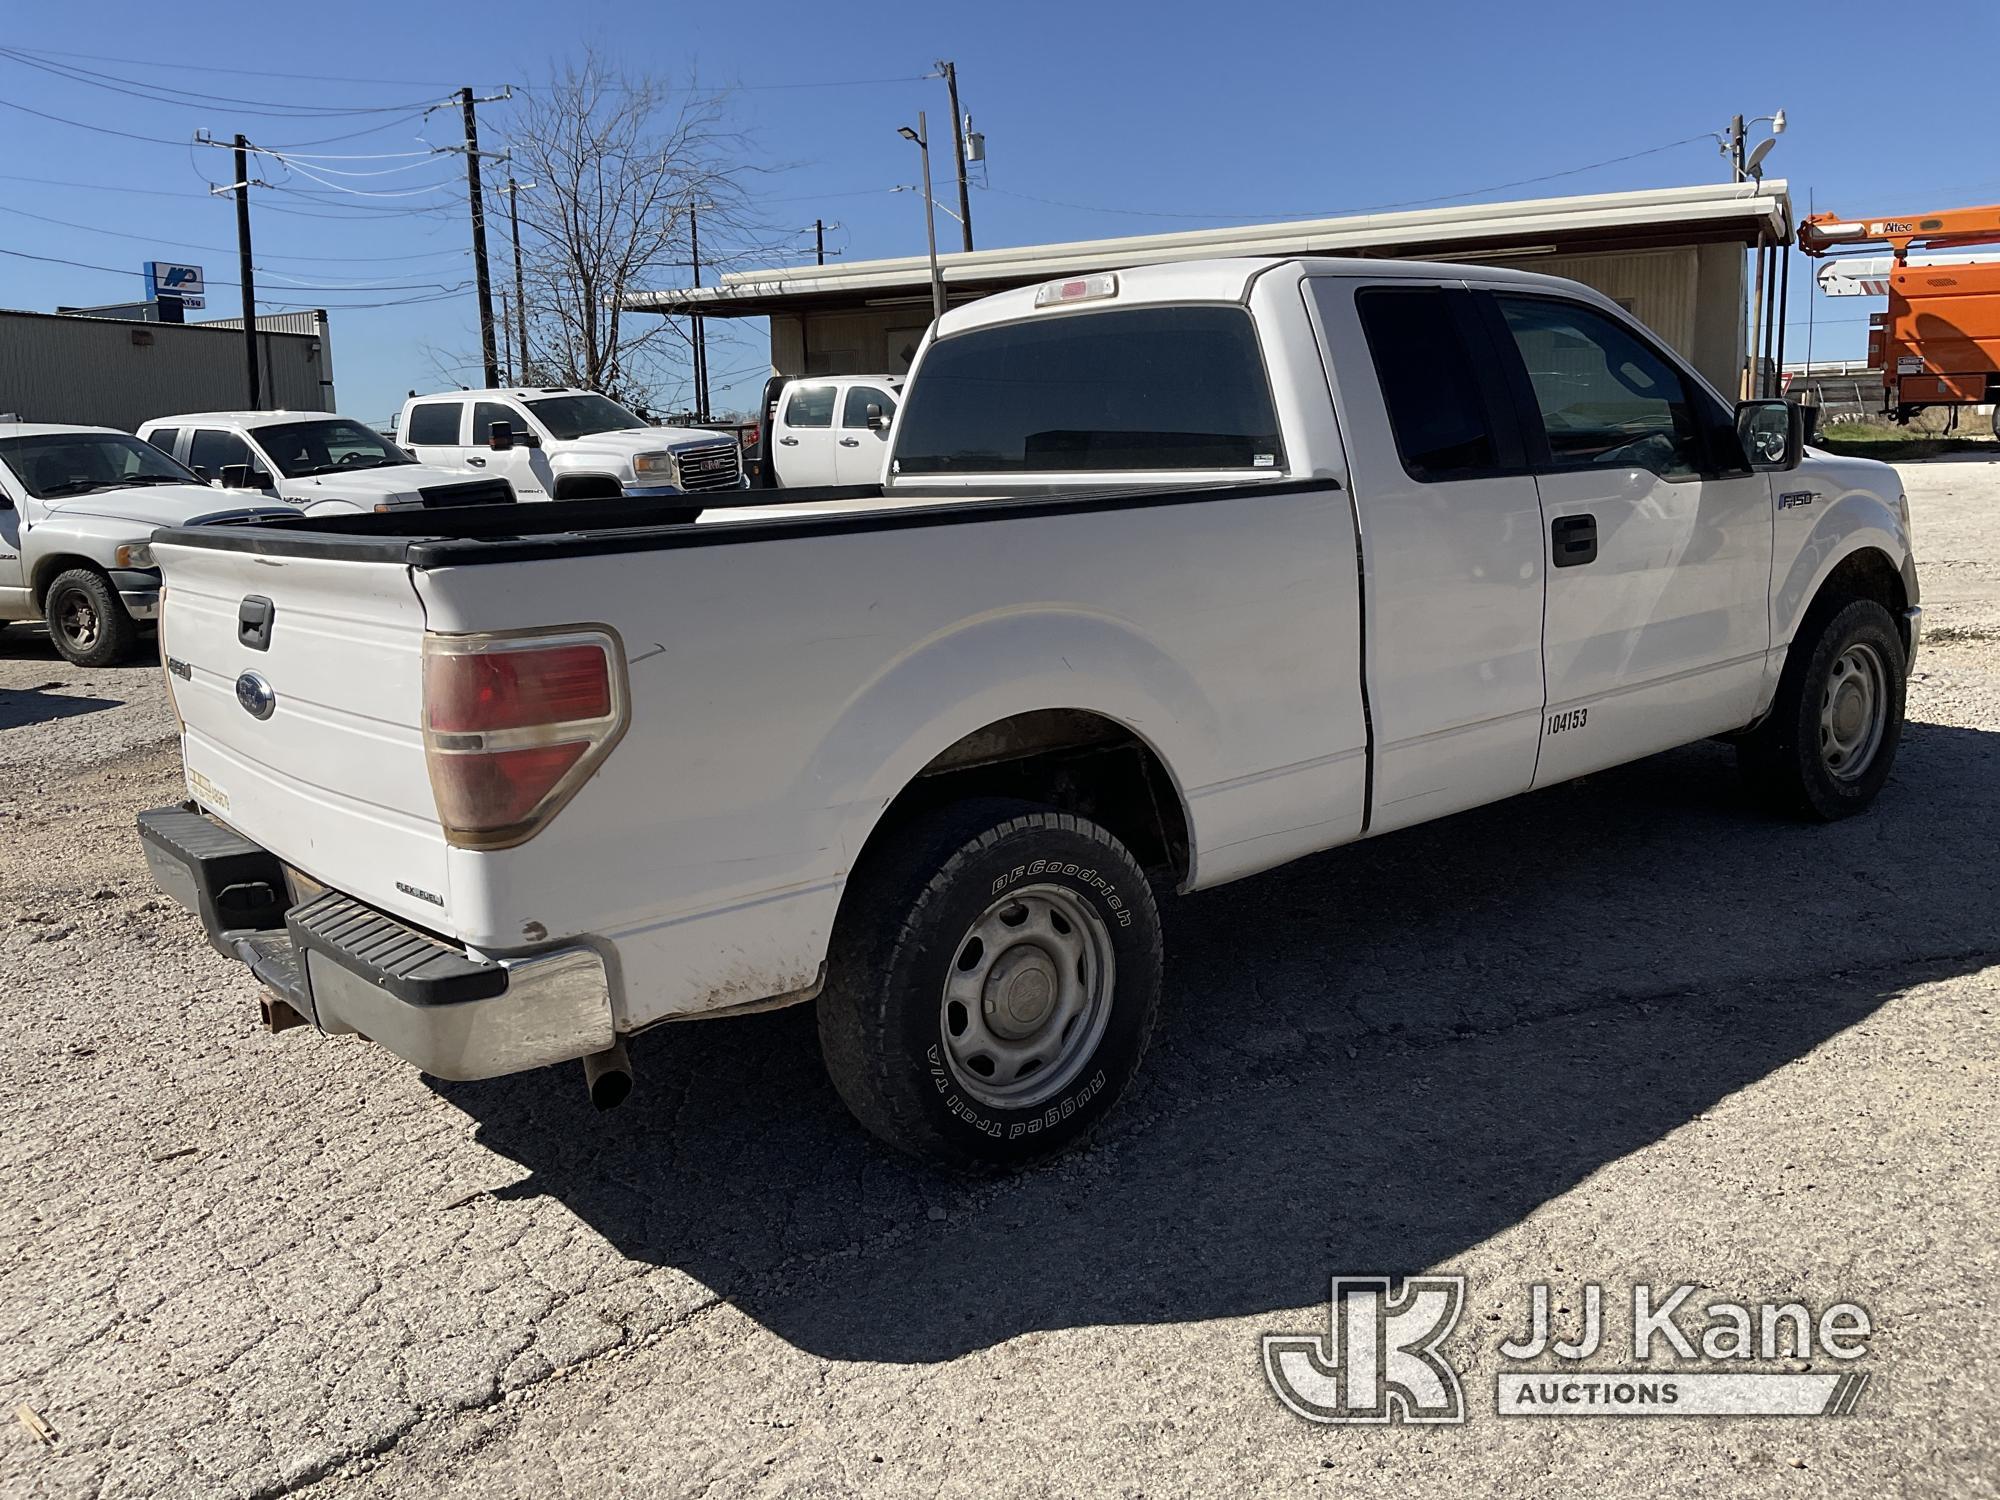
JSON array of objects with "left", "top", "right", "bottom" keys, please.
[
  {"left": 43, "top": 567, "right": 140, "bottom": 668},
  {"left": 1738, "top": 598, "right": 1907, "bottom": 819},
  {"left": 818, "top": 801, "right": 1163, "bottom": 1171}
]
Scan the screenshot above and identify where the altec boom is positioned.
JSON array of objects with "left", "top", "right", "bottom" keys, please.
[{"left": 1800, "top": 203, "right": 2000, "bottom": 427}]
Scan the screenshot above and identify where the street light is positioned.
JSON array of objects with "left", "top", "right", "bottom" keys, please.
[{"left": 898, "top": 112, "right": 946, "bottom": 324}]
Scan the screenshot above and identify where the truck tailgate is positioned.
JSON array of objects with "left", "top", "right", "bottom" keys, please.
[{"left": 154, "top": 540, "right": 452, "bottom": 931}]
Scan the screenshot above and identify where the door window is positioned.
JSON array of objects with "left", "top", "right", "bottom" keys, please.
[
  {"left": 146, "top": 428, "right": 179, "bottom": 457},
  {"left": 784, "top": 385, "right": 836, "bottom": 429},
  {"left": 841, "top": 386, "right": 896, "bottom": 428},
  {"left": 1494, "top": 296, "right": 1701, "bottom": 479},
  {"left": 404, "top": 402, "right": 464, "bottom": 446},
  {"left": 1355, "top": 288, "right": 1510, "bottom": 482},
  {"left": 187, "top": 428, "right": 253, "bottom": 479},
  {"left": 471, "top": 401, "right": 529, "bottom": 444}
]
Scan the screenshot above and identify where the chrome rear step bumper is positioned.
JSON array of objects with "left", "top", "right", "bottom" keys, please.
[{"left": 137, "top": 803, "right": 614, "bottom": 1080}]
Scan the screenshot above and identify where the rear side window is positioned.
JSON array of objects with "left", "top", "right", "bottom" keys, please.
[
  {"left": 187, "top": 428, "right": 251, "bottom": 478},
  {"left": 146, "top": 427, "right": 179, "bottom": 456},
  {"left": 892, "top": 305, "right": 1283, "bottom": 474},
  {"left": 405, "top": 403, "right": 463, "bottom": 446},
  {"left": 1355, "top": 288, "right": 1503, "bottom": 482},
  {"left": 784, "top": 386, "right": 835, "bottom": 429}
]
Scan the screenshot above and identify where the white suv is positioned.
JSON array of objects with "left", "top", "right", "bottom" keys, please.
[
  {"left": 396, "top": 387, "right": 746, "bottom": 502},
  {"left": 138, "top": 411, "right": 514, "bottom": 513}
]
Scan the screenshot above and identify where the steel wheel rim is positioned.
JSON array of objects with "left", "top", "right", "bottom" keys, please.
[
  {"left": 57, "top": 589, "right": 99, "bottom": 648},
  {"left": 1820, "top": 641, "right": 1889, "bottom": 782},
  {"left": 939, "top": 882, "right": 1115, "bottom": 1110}
]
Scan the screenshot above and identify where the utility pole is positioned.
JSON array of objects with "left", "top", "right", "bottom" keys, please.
[
  {"left": 815, "top": 217, "right": 826, "bottom": 266},
  {"left": 459, "top": 86, "right": 499, "bottom": 386},
  {"left": 899, "top": 113, "right": 945, "bottom": 324},
  {"left": 506, "top": 175, "right": 533, "bottom": 385},
  {"left": 232, "top": 133, "right": 261, "bottom": 408},
  {"left": 690, "top": 204, "right": 708, "bottom": 421},
  {"left": 1727, "top": 113, "right": 1746, "bottom": 181},
  {"left": 937, "top": 60, "right": 974, "bottom": 252}
]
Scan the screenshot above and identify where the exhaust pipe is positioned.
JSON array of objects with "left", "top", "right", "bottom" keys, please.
[{"left": 582, "top": 1040, "right": 632, "bottom": 1111}]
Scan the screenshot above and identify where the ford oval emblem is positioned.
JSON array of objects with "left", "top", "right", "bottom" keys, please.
[{"left": 234, "top": 671, "right": 277, "bottom": 720}]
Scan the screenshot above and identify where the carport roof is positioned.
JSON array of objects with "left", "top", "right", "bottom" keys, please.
[{"left": 627, "top": 180, "right": 1792, "bottom": 319}]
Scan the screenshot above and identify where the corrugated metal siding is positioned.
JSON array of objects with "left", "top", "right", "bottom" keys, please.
[
  {"left": 200, "top": 311, "right": 324, "bottom": 336},
  {"left": 1488, "top": 248, "right": 1700, "bottom": 362},
  {"left": 0, "top": 311, "right": 333, "bottom": 431}
]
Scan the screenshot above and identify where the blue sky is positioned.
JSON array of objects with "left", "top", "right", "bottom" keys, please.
[{"left": 2, "top": 0, "right": 1996, "bottom": 427}]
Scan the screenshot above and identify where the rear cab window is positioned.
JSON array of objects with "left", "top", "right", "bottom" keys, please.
[
  {"left": 1355, "top": 286, "right": 1521, "bottom": 482},
  {"left": 891, "top": 304, "right": 1284, "bottom": 475},
  {"left": 405, "top": 403, "right": 464, "bottom": 447}
]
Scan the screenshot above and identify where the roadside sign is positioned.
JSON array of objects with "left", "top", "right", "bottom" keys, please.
[{"left": 144, "top": 261, "right": 206, "bottom": 310}]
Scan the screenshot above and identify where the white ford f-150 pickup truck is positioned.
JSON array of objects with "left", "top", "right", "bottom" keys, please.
[
  {"left": 139, "top": 257, "right": 1920, "bottom": 1170},
  {"left": 0, "top": 423, "right": 291, "bottom": 666}
]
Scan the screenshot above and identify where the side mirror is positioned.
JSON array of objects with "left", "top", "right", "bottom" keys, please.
[
  {"left": 219, "top": 463, "right": 254, "bottom": 489},
  {"left": 517, "top": 429, "right": 543, "bottom": 449},
  {"left": 488, "top": 421, "right": 515, "bottom": 451},
  {"left": 865, "top": 402, "right": 888, "bottom": 431},
  {"left": 0, "top": 490, "right": 13, "bottom": 511},
  {"left": 1735, "top": 399, "right": 1804, "bottom": 472}
]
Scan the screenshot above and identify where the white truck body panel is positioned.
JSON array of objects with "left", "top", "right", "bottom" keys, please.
[
  {"left": 150, "top": 255, "right": 1917, "bottom": 1065},
  {"left": 768, "top": 375, "right": 903, "bottom": 487}
]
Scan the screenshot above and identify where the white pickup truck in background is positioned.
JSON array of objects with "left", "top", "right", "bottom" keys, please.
[
  {"left": 140, "top": 256, "right": 1919, "bottom": 1171},
  {"left": 138, "top": 411, "right": 516, "bottom": 514},
  {"left": 763, "top": 374, "right": 903, "bottom": 486},
  {"left": 0, "top": 423, "right": 291, "bottom": 666},
  {"left": 396, "top": 386, "right": 747, "bottom": 502}
]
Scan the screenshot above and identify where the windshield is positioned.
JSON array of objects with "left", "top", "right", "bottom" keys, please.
[
  {"left": 524, "top": 394, "right": 648, "bottom": 440},
  {"left": 253, "top": 418, "right": 415, "bottom": 478},
  {"left": 0, "top": 432, "right": 203, "bottom": 499}
]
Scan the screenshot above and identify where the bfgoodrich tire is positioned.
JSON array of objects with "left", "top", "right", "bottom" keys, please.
[
  {"left": 43, "top": 567, "right": 140, "bottom": 668},
  {"left": 818, "top": 800, "right": 1163, "bottom": 1171},
  {"left": 1739, "top": 597, "right": 1907, "bottom": 820}
]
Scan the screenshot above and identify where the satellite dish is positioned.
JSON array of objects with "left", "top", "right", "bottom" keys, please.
[{"left": 1745, "top": 137, "right": 1777, "bottom": 178}]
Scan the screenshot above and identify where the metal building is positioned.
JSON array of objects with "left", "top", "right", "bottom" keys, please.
[
  {"left": 628, "top": 180, "right": 1793, "bottom": 398},
  {"left": 0, "top": 308, "right": 334, "bottom": 432}
]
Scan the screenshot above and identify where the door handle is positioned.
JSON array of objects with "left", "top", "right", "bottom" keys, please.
[
  {"left": 466, "top": 456, "right": 487, "bottom": 467},
  {"left": 838, "top": 437, "right": 860, "bottom": 447},
  {"left": 778, "top": 436, "right": 799, "bottom": 446},
  {"left": 1551, "top": 513, "right": 1597, "bottom": 567}
]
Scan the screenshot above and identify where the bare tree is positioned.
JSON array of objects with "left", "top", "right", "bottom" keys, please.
[{"left": 501, "top": 53, "right": 760, "bottom": 407}]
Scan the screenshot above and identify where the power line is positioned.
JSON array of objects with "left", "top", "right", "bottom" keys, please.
[
  {"left": 0, "top": 199, "right": 468, "bottom": 264},
  {"left": 0, "top": 47, "right": 440, "bottom": 117},
  {"left": 0, "top": 95, "right": 194, "bottom": 147},
  {"left": 0, "top": 242, "right": 473, "bottom": 301}
]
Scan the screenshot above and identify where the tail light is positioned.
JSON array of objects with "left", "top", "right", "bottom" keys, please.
[{"left": 421, "top": 628, "right": 628, "bottom": 849}]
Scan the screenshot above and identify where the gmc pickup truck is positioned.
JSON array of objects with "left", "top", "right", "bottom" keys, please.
[{"left": 138, "top": 257, "right": 1920, "bottom": 1170}]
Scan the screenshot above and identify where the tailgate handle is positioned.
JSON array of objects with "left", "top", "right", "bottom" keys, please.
[{"left": 238, "top": 595, "right": 275, "bottom": 651}]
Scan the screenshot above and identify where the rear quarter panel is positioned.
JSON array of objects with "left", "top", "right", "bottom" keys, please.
[{"left": 417, "top": 484, "right": 1366, "bottom": 1029}]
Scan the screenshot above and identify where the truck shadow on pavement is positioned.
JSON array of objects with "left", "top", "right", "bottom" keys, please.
[
  {"left": 436, "top": 716, "right": 2000, "bottom": 1365},
  {"left": 0, "top": 683, "right": 126, "bottom": 731}
]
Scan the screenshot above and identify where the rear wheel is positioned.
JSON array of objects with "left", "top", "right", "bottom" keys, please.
[
  {"left": 1738, "top": 597, "right": 1906, "bottom": 819},
  {"left": 43, "top": 567, "right": 139, "bottom": 668},
  {"left": 817, "top": 800, "right": 1163, "bottom": 1171}
]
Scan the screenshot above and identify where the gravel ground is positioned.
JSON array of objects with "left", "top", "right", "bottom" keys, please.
[{"left": 3, "top": 459, "right": 1998, "bottom": 1499}]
